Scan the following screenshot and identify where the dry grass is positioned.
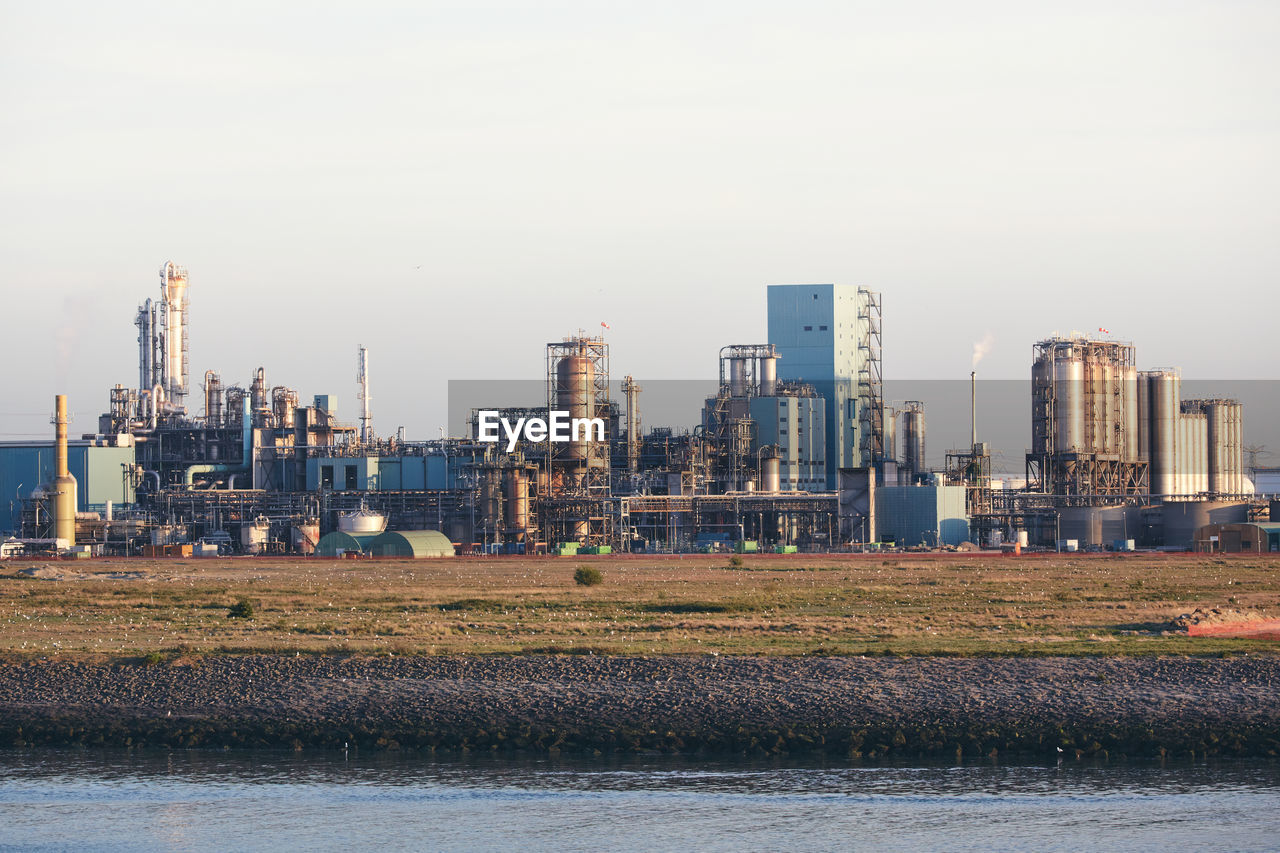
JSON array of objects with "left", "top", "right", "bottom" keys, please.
[{"left": 1, "top": 552, "right": 1278, "bottom": 658}]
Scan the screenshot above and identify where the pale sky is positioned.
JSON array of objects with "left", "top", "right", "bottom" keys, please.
[{"left": 2, "top": 1, "right": 1276, "bottom": 441}]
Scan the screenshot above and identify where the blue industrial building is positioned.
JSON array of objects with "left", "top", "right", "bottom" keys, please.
[
  {"left": 875, "top": 484, "right": 971, "bottom": 547},
  {"left": 767, "top": 283, "right": 882, "bottom": 488},
  {"left": 0, "top": 441, "right": 136, "bottom": 534},
  {"left": 749, "top": 395, "right": 826, "bottom": 491}
]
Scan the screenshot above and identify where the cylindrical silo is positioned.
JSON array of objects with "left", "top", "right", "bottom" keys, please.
[
  {"left": 1146, "top": 371, "right": 1179, "bottom": 497},
  {"left": 759, "top": 355, "right": 777, "bottom": 397},
  {"left": 1053, "top": 349, "right": 1085, "bottom": 453},
  {"left": 1093, "top": 358, "right": 1112, "bottom": 455},
  {"left": 1031, "top": 353, "right": 1052, "bottom": 455},
  {"left": 729, "top": 358, "right": 747, "bottom": 397},
  {"left": 763, "top": 456, "right": 781, "bottom": 493},
  {"left": 1203, "top": 401, "right": 1228, "bottom": 495},
  {"left": 481, "top": 466, "right": 502, "bottom": 532},
  {"left": 1122, "top": 364, "right": 1139, "bottom": 462},
  {"left": 1178, "top": 409, "right": 1208, "bottom": 496},
  {"left": 291, "top": 520, "right": 320, "bottom": 555},
  {"left": 883, "top": 408, "right": 897, "bottom": 465},
  {"left": 505, "top": 469, "right": 529, "bottom": 537},
  {"left": 1161, "top": 500, "right": 1249, "bottom": 549},
  {"left": 1136, "top": 369, "right": 1149, "bottom": 463},
  {"left": 556, "top": 349, "right": 594, "bottom": 467},
  {"left": 1227, "top": 401, "right": 1244, "bottom": 496},
  {"left": 902, "top": 402, "right": 926, "bottom": 474}
]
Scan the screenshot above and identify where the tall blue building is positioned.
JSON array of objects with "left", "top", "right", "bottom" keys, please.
[{"left": 767, "top": 284, "right": 882, "bottom": 489}]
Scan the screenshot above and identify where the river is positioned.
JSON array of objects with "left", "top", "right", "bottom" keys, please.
[{"left": 1, "top": 750, "right": 1277, "bottom": 851}]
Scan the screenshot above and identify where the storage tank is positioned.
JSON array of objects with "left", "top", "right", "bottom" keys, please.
[
  {"left": 505, "top": 468, "right": 529, "bottom": 537},
  {"left": 291, "top": 520, "right": 320, "bottom": 555},
  {"left": 1058, "top": 506, "right": 1140, "bottom": 547},
  {"left": 1201, "top": 401, "right": 1229, "bottom": 496},
  {"left": 1145, "top": 371, "right": 1179, "bottom": 497},
  {"left": 762, "top": 455, "right": 781, "bottom": 493},
  {"left": 1053, "top": 350, "right": 1085, "bottom": 452},
  {"left": 1090, "top": 359, "right": 1112, "bottom": 455},
  {"left": 1136, "top": 368, "right": 1149, "bottom": 463},
  {"left": 1191, "top": 399, "right": 1245, "bottom": 496},
  {"left": 338, "top": 508, "right": 387, "bottom": 535},
  {"left": 759, "top": 355, "right": 777, "bottom": 397},
  {"left": 729, "top": 357, "right": 747, "bottom": 397},
  {"left": 556, "top": 350, "right": 594, "bottom": 459},
  {"left": 1177, "top": 408, "right": 1208, "bottom": 496},
  {"left": 902, "top": 401, "right": 926, "bottom": 474},
  {"left": 480, "top": 466, "right": 502, "bottom": 532},
  {"left": 241, "top": 515, "right": 270, "bottom": 555},
  {"left": 1122, "top": 364, "right": 1139, "bottom": 462},
  {"left": 1229, "top": 403, "right": 1244, "bottom": 495},
  {"left": 1161, "top": 500, "right": 1248, "bottom": 549},
  {"left": 883, "top": 408, "right": 897, "bottom": 465}
]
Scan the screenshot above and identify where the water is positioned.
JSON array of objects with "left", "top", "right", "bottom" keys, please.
[{"left": 1, "top": 750, "right": 1277, "bottom": 852}]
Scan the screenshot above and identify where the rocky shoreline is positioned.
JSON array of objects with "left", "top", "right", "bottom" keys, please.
[{"left": 1, "top": 655, "right": 1277, "bottom": 759}]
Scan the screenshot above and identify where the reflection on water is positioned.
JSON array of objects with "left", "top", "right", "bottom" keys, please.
[{"left": 1, "top": 750, "right": 1278, "bottom": 852}]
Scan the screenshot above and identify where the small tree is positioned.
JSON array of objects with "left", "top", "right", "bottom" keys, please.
[
  {"left": 228, "top": 598, "right": 255, "bottom": 619},
  {"left": 574, "top": 566, "right": 603, "bottom": 587}
]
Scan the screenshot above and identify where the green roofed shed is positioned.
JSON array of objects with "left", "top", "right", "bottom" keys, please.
[
  {"left": 315, "top": 531, "right": 380, "bottom": 557},
  {"left": 367, "top": 530, "right": 455, "bottom": 558}
]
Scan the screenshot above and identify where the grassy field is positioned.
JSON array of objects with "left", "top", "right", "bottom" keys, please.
[{"left": 0, "top": 552, "right": 1277, "bottom": 658}]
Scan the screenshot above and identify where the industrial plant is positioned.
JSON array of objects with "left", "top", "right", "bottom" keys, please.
[{"left": 0, "top": 265, "right": 1271, "bottom": 558}]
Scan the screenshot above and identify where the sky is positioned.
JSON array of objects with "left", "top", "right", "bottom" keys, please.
[{"left": 2, "top": 0, "right": 1277, "bottom": 443}]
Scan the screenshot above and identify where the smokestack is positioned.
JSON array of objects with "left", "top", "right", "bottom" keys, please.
[
  {"left": 970, "top": 370, "right": 978, "bottom": 448},
  {"left": 160, "top": 262, "right": 189, "bottom": 409},
  {"left": 53, "top": 395, "right": 77, "bottom": 549},
  {"left": 357, "top": 345, "right": 371, "bottom": 444}
]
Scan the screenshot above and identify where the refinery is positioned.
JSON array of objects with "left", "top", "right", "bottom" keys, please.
[{"left": 0, "top": 263, "right": 1273, "bottom": 559}]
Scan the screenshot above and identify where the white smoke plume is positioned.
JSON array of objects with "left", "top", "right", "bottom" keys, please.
[{"left": 971, "top": 332, "right": 995, "bottom": 370}]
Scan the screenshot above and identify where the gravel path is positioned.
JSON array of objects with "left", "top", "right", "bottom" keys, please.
[{"left": 2, "top": 655, "right": 1277, "bottom": 757}]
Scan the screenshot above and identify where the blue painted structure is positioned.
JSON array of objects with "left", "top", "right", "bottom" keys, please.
[
  {"left": 0, "top": 442, "right": 136, "bottom": 534},
  {"left": 767, "top": 283, "right": 867, "bottom": 488}
]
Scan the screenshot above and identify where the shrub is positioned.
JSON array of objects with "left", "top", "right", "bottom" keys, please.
[
  {"left": 728, "top": 555, "right": 745, "bottom": 568},
  {"left": 574, "top": 566, "right": 603, "bottom": 587},
  {"left": 142, "top": 651, "right": 164, "bottom": 666},
  {"left": 227, "top": 598, "right": 255, "bottom": 619}
]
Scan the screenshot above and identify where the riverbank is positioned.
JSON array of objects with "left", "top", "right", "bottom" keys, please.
[{"left": 2, "top": 654, "right": 1277, "bottom": 758}]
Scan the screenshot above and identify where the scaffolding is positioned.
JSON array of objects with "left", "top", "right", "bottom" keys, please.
[
  {"left": 544, "top": 335, "right": 612, "bottom": 546},
  {"left": 856, "top": 288, "right": 884, "bottom": 468}
]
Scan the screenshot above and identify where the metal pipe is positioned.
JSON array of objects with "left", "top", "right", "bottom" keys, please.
[
  {"left": 241, "top": 395, "right": 253, "bottom": 484},
  {"left": 970, "top": 370, "right": 977, "bottom": 447}
]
